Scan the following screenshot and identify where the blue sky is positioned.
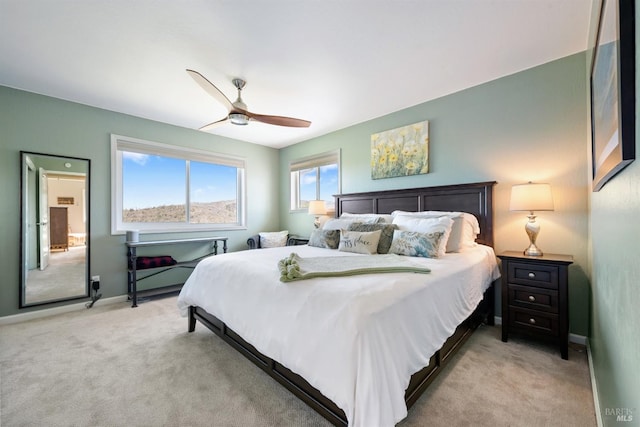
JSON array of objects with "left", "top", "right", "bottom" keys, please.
[
  {"left": 122, "top": 152, "right": 237, "bottom": 209},
  {"left": 300, "top": 164, "right": 338, "bottom": 204}
]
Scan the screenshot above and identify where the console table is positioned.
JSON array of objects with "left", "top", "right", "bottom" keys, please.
[{"left": 126, "top": 237, "right": 228, "bottom": 307}]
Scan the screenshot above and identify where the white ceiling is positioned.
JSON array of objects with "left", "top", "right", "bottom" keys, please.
[{"left": 0, "top": 0, "right": 591, "bottom": 149}]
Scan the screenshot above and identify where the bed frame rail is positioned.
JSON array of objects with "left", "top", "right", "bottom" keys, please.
[{"left": 189, "top": 305, "right": 347, "bottom": 425}]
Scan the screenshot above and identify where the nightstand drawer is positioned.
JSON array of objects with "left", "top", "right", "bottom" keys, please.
[
  {"left": 508, "top": 262, "right": 559, "bottom": 290},
  {"left": 508, "top": 284, "right": 558, "bottom": 313},
  {"left": 509, "top": 307, "right": 558, "bottom": 336}
]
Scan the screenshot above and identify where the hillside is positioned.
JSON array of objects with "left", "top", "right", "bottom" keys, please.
[{"left": 123, "top": 200, "right": 237, "bottom": 223}]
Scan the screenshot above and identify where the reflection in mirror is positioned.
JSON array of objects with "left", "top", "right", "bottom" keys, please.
[{"left": 20, "top": 151, "right": 90, "bottom": 307}]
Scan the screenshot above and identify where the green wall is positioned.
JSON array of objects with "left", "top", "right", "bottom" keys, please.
[
  {"left": 0, "top": 86, "right": 280, "bottom": 317},
  {"left": 280, "top": 53, "right": 591, "bottom": 336},
  {"left": 587, "top": 1, "right": 640, "bottom": 424}
]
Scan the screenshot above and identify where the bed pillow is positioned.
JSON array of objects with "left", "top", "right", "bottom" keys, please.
[
  {"left": 259, "top": 230, "right": 289, "bottom": 248},
  {"left": 391, "top": 210, "right": 479, "bottom": 252},
  {"left": 323, "top": 218, "right": 357, "bottom": 230},
  {"left": 308, "top": 229, "right": 340, "bottom": 249},
  {"left": 388, "top": 230, "right": 444, "bottom": 258},
  {"left": 338, "top": 229, "right": 382, "bottom": 255},
  {"left": 347, "top": 222, "right": 398, "bottom": 254},
  {"left": 340, "top": 212, "right": 393, "bottom": 224},
  {"left": 392, "top": 215, "right": 453, "bottom": 257}
]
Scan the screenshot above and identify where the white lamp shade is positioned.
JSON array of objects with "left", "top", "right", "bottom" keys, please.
[
  {"left": 308, "top": 200, "right": 327, "bottom": 215},
  {"left": 510, "top": 183, "right": 554, "bottom": 212}
]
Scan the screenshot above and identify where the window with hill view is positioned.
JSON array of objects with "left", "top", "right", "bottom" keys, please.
[{"left": 111, "top": 135, "right": 245, "bottom": 234}]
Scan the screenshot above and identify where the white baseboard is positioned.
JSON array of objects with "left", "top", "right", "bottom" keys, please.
[
  {"left": 0, "top": 295, "right": 128, "bottom": 325},
  {"left": 569, "top": 333, "right": 587, "bottom": 346},
  {"left": 587, "top": 339, "right": 603, "bottom": 427},
  {"left": 493, "top": 316, "right": 587, "bottom": 345}
]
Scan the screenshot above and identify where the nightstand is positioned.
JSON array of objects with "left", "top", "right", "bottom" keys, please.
[{"left": 498, "top": 251, "right": 573, "bottom": 359}]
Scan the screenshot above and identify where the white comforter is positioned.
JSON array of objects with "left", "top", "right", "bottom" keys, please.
[{"left": 177, "top": 244, "right": 500, "bottom": 427}]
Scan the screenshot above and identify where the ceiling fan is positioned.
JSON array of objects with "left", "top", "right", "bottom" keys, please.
[{"left": 186, "top": 69, "right": 311, "bottom": 131}]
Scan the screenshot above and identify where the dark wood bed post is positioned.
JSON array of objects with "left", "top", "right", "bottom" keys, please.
[{"left": 187, "top": 181, "right": 497, "bottom": 426}]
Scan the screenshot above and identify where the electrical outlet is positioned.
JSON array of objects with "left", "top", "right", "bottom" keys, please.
[{"left": 92, "top": 275, "right": 100, "bottom": 282}]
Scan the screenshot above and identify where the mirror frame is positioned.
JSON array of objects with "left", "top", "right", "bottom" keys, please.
[{"left": 19, "top": 151, "right": 91, "bottom": 308}]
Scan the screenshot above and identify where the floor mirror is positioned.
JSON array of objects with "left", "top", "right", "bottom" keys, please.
[{"left": 20, "top": 151, "right": 90, "bottom": 307}]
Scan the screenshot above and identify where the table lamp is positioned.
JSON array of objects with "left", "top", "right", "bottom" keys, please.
[
  {"left": 509, "top": 182, "right": 554, "bottom": 256},
  {"left": 308, "top": 200, "right": 327, "bottom": 228}
]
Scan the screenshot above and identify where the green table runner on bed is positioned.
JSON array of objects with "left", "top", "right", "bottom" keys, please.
[{"left": 278, "top": 252, "right": 431, "bottom": 282}]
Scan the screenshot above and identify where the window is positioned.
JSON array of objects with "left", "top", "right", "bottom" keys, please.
[
  {"left": 111, "top": 134, "right": 245, "bottom": 234},
  {"left": 290, "top": 150, "right": 340, "bottom": 212}
]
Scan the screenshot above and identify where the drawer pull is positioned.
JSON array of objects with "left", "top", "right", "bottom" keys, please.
[
  {"left": 528, "top": 272, "right": 536, "bottom": 278},
  {"left": 529, "top": 318, "right": 536, "bottom": 325},
  {"left": 528, "top": 295, "right": 536, "bottom": 302}
]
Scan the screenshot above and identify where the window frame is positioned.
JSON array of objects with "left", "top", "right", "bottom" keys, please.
[
  {"left": 289, "top": 149, "right": 340, "bottom": 212},
  {"left": 111, "top": 134, "right": 246, "bottom": 235}
]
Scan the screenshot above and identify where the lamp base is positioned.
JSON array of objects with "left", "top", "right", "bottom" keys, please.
[
  {"left": 523, "top": 213, "right": 543, "bottom": 256},
  {"left": 523, "top": 244, "right": 543, "bottom": 257}
]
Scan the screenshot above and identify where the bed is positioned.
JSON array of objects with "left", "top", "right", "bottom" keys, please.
[{"left": 177, "top": 181, "right": 499, "bottom": 426}]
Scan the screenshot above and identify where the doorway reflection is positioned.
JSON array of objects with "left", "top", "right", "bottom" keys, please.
[{"left": 20, "top": 152, "right": 90, "bottom": 307}]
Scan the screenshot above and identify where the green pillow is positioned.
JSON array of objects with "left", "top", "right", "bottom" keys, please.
[
  {"left": 347, "top": 222, "right": 398, "bottom": 254},
  {"left": 308, "top": 229, "right": 340, "bottom": 249}
]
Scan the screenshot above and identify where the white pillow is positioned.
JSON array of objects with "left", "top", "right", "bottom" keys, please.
[
  {"left": 340, "top": 212, "right": 393, "bottom": 224},
  {"left": 390, "top": 210, "right": 479, "bottom": 251},
  {"left": 323, "top": 218, "right": 357, "bottom": 230},
  {"left": 338, "top": 229, "right": 382, "bottom": 255},
  {"left": 259, "top": 230, "right": 289, "bottom": 248},
  {"left": 392, "top": 215, "right": 453, "bottom": 257}
]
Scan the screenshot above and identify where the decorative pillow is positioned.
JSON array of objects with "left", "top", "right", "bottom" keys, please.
[
  {"left": 132, "top": 256, "right": 177, "bottom": 270},
  {"left": 338, "top": 229, "right": 382, "bottom": 255},
  {"left": 308, "top": 229, "right": 340, "bottom": 249},
  {"left": 259, "top": 230, "right": 289, "bottom": 248},
  {"left": 391, "top": 210, "right": 479, "bottom": 252},
  {"left": 389, "top": 230, "right": 444, "bottom": 258},
  {"left": 347, "top": 222, "right": 398, "bottom": 254},
  {"left": 340, "top": 212, "right": 392, "bottom": 224},
  {"left": 392, "top": 215, "right": 453, "bottom": 257}
]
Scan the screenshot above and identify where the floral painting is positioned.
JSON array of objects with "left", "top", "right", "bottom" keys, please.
[{"left": 371, "top": 120, "right": 429, "bottom": 179}]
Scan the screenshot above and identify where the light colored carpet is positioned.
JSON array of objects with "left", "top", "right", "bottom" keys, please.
[
  {"left": 0, "top": 296, "right": 596, "bottom": 427},
  {"left": 24, "top": 245, "right": 87, "bottom": 304}
]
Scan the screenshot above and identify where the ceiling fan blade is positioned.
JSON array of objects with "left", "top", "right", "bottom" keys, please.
[
  {"left": 246, "top": 111, "right": 311, "bottom": 128},
  {"left": 199, "top": 117, "right": 230, "bottom": 131},
  {"left": 186, "top": 69, "right": 233, "bottom": 110}
]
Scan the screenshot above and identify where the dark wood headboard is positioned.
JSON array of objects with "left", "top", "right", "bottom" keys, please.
[{"left": 334, "top": 181, "right": 496, "bottom": 247}]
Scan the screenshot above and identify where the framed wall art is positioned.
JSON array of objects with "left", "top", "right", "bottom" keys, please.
[
  {"left": 371, "top": 120, "right": 429, "bottom": 179},
  {"left": 590, "top": 0, "right": 635, "bottom": 192},
  {"left": 57, "top": 197, "right": 74, "bottom": 205}
]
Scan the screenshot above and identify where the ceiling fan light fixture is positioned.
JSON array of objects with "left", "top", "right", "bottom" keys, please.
[
  {"left": 187, "top": 70, "right": 310, "bottom": 129},
  {"left": 229, "top": 113, "right": 249, "bottom": 125}
]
